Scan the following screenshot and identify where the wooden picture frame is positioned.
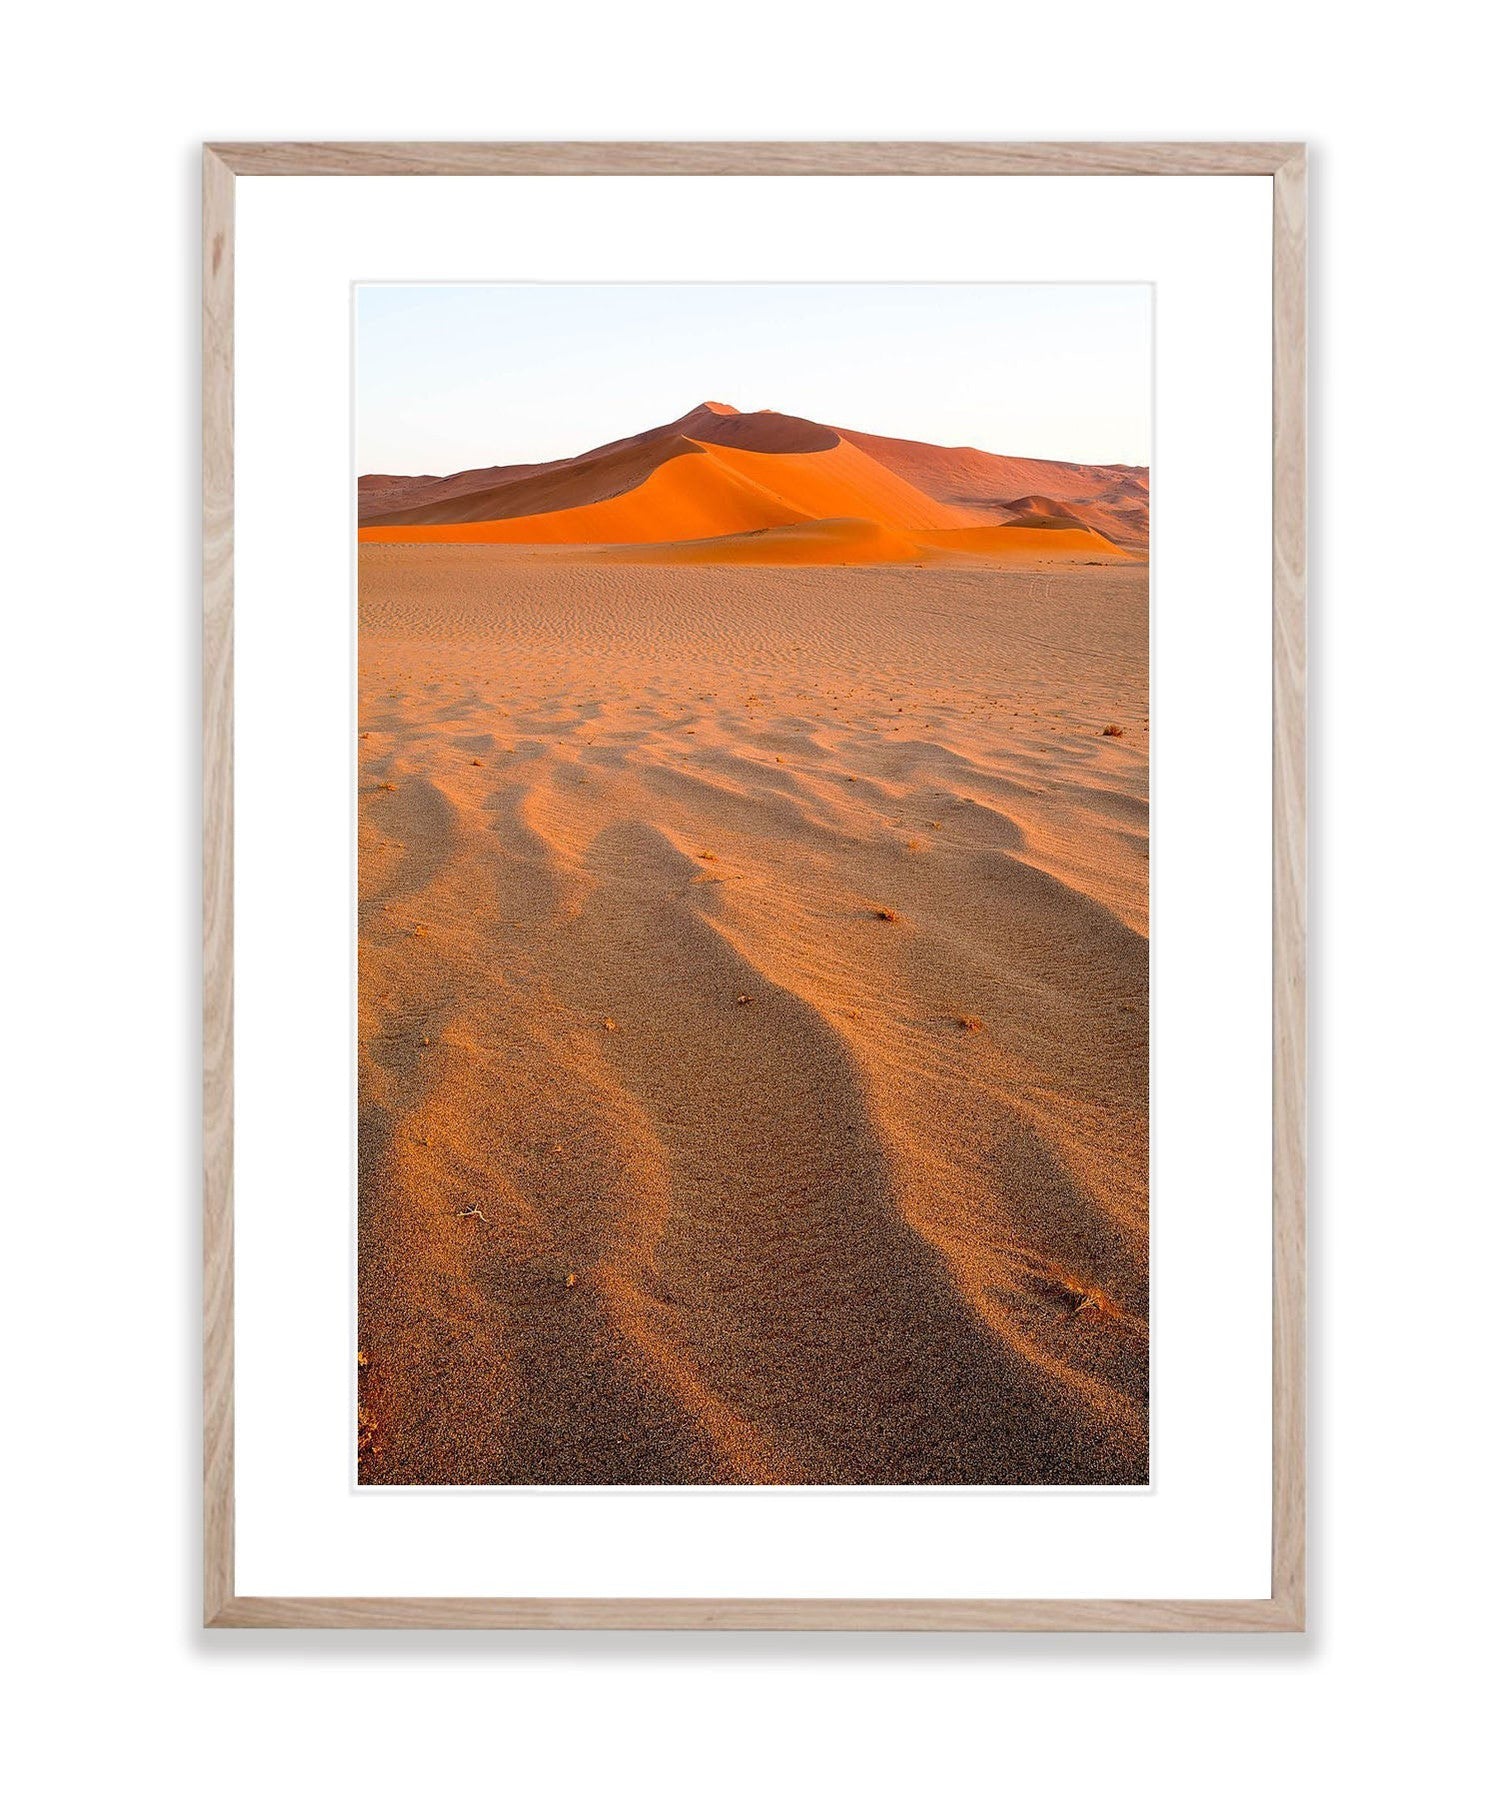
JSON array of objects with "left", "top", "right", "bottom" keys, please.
[{"left": 203, "top": 140, "right": 1306, "bottom": 1630}]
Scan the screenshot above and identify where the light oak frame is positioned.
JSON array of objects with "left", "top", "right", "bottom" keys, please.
[{"left": 203, "top": 140, "right": 1306, "bottom": 1631}]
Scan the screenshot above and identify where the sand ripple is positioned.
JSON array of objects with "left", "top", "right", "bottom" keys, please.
[{"left": 358, "top": 549, "right": 1149, "bottom": 1484}]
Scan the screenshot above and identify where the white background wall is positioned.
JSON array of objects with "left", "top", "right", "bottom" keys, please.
[{"left": 4, "top": 5, "right": 1493, "bottom": 1794}]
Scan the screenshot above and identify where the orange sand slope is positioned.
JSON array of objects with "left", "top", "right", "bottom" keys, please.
[{"left": 359, "top": 403, "right": 1149, "bottom": 563}]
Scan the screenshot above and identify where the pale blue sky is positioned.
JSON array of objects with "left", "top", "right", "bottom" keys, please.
[{"left": 356, "top": 283, "right": 1151, "bottom": 475}]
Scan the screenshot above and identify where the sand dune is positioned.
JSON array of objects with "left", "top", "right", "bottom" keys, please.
[
  {"left": 840, "top": 424, "right": 1152, "bottom": 548},
  {"left": 358, "top": 544, "right": 1149, "bottom": 1484},
  {"left": 367, "top": 436, "right": 705, "bottom": 528},
  {"left": 364, "top": 444, "right": 815, "bottom": 546},
  {"left": 360, "top": 402, "right": 1149, "bottom": 560},
  {"left": 1003, "top": 495, "right": 1088, "bottom": 523},
  {"left": 357, "top": 403, "right": 799, "bottom": 524}
]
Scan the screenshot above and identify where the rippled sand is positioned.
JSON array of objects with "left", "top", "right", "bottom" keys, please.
[{"left": 357, "top": 545, "right": 1148, "bottom": 1484}]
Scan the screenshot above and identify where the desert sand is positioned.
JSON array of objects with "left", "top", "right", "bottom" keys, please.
[
  {"left": 357, "top": 406, "right": 1148, "bottom": 1485},
  {"left": 360, "top": 400, "right": 1148, "bottom": 560}
]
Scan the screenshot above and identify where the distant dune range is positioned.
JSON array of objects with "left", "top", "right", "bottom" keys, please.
[
  {"left": 356, "top": 404, "right": 1149, "bottom": 1485},
  {"left": 359, "top": 402, "right": 1149, "bottom": 563}
]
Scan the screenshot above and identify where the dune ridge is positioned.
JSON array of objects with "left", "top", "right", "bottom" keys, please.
[{"left": 359, "top": 402, "right": 1149, "bottom": 563}]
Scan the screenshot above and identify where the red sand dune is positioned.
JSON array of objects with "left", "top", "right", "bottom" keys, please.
[
  {"left": 359, "top": 403, "right": 1148, "bottom": 563},
  {"left": 840, "top": 425, "right": 1151, "bottom": 548}
]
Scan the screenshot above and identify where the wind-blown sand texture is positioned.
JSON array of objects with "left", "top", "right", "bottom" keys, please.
[{"left": 357, "top": 406, "right": 1149, "bottom": 1485}]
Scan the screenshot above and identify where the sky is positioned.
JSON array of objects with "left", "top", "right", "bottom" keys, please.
[{"left": 356, "top": 283, "right": 1151, "bottom": 476}]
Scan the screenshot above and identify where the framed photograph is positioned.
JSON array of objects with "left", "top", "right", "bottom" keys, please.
[{"left": 204, "top": 141, "right": 1305, "bottom": 1629}]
